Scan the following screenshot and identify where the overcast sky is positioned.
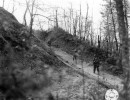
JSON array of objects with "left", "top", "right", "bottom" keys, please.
[{"left": 0, "top": 0, "right": 109, "bottom": 30}]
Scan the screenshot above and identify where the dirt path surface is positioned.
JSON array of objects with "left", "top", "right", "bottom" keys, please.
[
  {"left": 52, "top": 47, "right": 124, "bottom": 92},
  {"left": 19, "top": 46, "right": 121, "bottom": 100}
]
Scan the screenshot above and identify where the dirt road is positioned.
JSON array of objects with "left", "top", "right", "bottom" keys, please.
[{"left": 53, "top": 47, "right": 123, "bottom": 92}]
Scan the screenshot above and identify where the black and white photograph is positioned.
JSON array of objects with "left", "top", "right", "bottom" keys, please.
[{"left": 0, "top": 0, "right": 130, "bottom": 100}]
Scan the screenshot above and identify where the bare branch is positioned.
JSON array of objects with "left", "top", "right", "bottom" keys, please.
[
  {"left": 12, "top": 0, "right": 17, "bottom": 14},
  {"left": 34, "top": 14, "right": 55, "bottom": 22},
  {"left": 23, "top": 6, "right": 28, "bottom": 26}
]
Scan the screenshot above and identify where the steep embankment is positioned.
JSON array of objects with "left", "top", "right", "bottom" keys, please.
[{"left": 0, "top": 7, "right": 68, "bottom": 100}]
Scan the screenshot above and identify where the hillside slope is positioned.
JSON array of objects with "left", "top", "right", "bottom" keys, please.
[
  {"left": 0, "top": 8, "right": 67, "bottom": 100},
  {"left": 43, "top": 27, "right": 125, "bottom": 78},
  {"left": 43, "top": 28, "right": 108, "bottom": 62}
]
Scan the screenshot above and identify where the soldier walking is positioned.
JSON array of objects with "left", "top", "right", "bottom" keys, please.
[
  {"left": 73, "top": 49, "right": 79, "bottom": 64},
  {"left": 93, "top": 55, "right": 100, "bottom": 74}
]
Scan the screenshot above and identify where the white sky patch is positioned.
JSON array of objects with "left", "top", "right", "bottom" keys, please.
[{"left": 44, "top": 0, "right": 105, "bottom": 26}]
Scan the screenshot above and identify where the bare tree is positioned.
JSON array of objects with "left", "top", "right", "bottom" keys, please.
[
  {"left": 79, "top": 4, "right": 82, "bottom": 39},
  {"left": 63, "top": 9, "right": 67, "bottom": 31},
  {"left": 73, "top": 12, "right": 78, "bottom": 36},
  {"left": 12, "top": 0, "right": 16, "bottom": 14},
  {"left": 98, "top": 35, "right": 101, "bottom": 48},
  {"left": 2, "top": 0, "right": 5, "bottom": 8},
  {"left": 110, "top": 0, "right": 118, "bottom": 51},
  {"left": 85, "top": 3, "right": 89, "bottom": 39},
  {"left": 90, "top": 24, "right": 94, "bottom": 46},
  {"left": 23, "top": 5, "right": 28, "bottom": 26},
  {"left": 69, "top": 3, "right": 72, "bottom": 34},
  {"left": 55, "top": 9, "right": 58, "bottom": 28},
  {"left": 25, "top": 0, "right": 37, "bottom": 37}
]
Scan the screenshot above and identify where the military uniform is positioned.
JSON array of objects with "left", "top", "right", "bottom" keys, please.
[
  {"left": 93, "top": 56, "right": 100, "bottom": 74},
  {"left": 73, "top": 50, "right": 79, "bottom": 63}
]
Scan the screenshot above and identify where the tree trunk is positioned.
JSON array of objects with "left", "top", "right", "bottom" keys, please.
[
  {"left": 106, "top": 38, "right": 109, "bottom": 58},
  {"left": 110, "top": 0, "right": 118, "bottom": 51},
  {"left": 29, "top": 15, "right": 33, "bottom": 36},
  {"left": 114, "top": 0, "right": 129, "bottom": 69},
  {"left": 23, "top": 7, "right": 28, "bottom": 26},
  {"left": 55, "top": 9, "right": 58, "bottom": 28},
  {"left": 114, "top": 0, "right": 129, "bottom": 100},
  {"left": 79, "top": 4, "right": 82, "bottom": 40},
  {"left": 85, "top": 4, "right": 89, "bottom": 39},
  {"left": 73, "top": 14, "right": 78, "bottom": 36},
  {"left": 63, "top": 10, "right": 67, "bottom": 31},
  {"left": 2, "top": 0, "right": 5, "bottom": 8},
  {"left": 98, "top": 35, "right": 101, "bottom": 48}
]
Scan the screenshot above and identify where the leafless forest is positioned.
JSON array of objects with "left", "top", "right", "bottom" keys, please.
[{"left": 0, "top": 0, "right": 130, "bottom": 100}]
